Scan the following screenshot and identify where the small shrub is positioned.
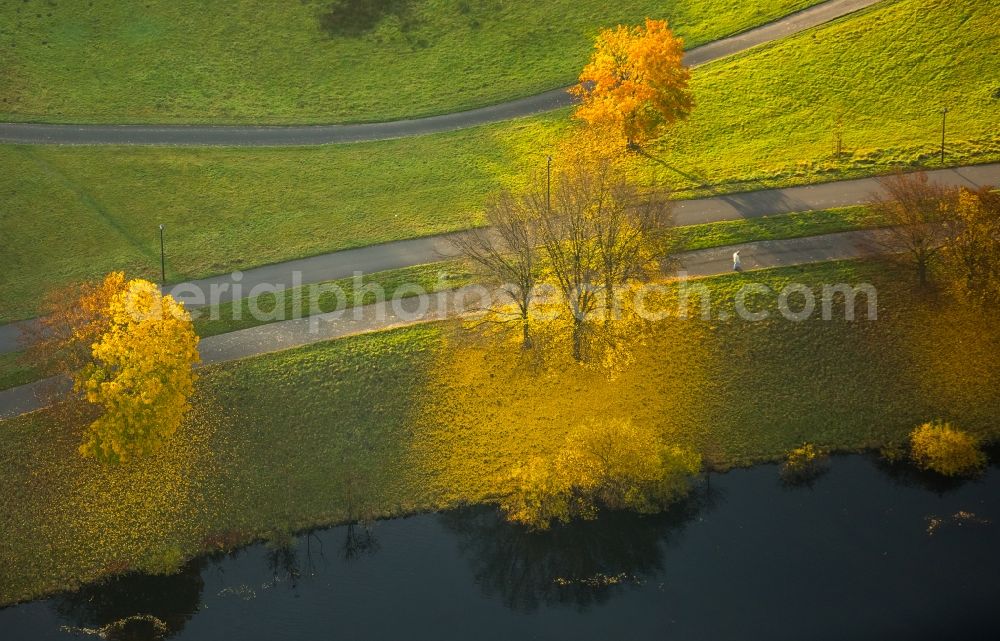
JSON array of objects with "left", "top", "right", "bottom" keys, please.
[
  {"left": 780, "top": 443, "right": 829, "bottom": 484},
  {"left": 201, "top": 529, "right": 245, "bottom": 553},
  {"left": 910, "top": 421, "right": 986, "bottom": 477},
  {"left": 142, "top": 544, "right": 185, "bottom": 575}
]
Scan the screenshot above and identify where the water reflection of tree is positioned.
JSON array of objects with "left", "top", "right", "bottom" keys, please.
[
  {"left": 264, "top": 521, "right": 380, "bottom": 591},
  {"left": 266, "top": 541, "right": 301, "bottom": 590},
  {"left": 440, "top": 487, "right": 720, "bottom": 613},
  {"left": 343, "top": 522, "right": 380, "bottom": 561},
  {"left": 869, "top": 452, "right": 974, "bottom": 494},
  {"left": 53, "top": 559, "right": 206, "bottom": 640}
]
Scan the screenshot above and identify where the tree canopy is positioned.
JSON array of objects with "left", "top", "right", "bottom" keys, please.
[
  {"left": 571, "top": 18, "right": 693, "bottom": 148},
  {"left": 24, "top": 273, "right": 200, "bottom": 463}
]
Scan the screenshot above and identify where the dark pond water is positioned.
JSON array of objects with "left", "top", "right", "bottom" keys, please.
[{"left": 2, "top": 455, "right": 998, "bottom": 641}]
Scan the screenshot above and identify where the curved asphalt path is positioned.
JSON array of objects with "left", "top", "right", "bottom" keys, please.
[
  {"left": 0, "top": 226, "right": 900, "bottom": 419},
  {"left": 159, "top": 164, "right": 999, "bottom": 308},
  {"left": 0, "top": 0, "right": 882, "bottom": 147},
  {"left": 1, "top": 162, "right": 997, "bottom": 355}
]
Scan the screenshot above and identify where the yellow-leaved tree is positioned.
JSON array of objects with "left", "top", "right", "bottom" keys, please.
[
  {"left": 943, "top": 186, "right": 1000, "bottom": 307},
  {"left": 571, "top": 18, "right": 693, "bottom": 149},
  {"left": 499, "top": 419, "right": 699, "bottom": 530},
  {"left": 76, "top": 278, "right": 200, "bottom": 463},
  {"left": 25, "top": 272, "right": 200, "bottom": 463}
]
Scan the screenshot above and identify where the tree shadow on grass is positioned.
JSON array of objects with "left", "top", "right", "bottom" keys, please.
[
  {"left": 638, "top": 148, "right": 807, "bottom": 218},
  {"left": 318, "top": 0, "right": 415, "bottom": 37}
]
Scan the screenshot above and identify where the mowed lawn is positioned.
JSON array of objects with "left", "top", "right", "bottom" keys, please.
[
  {"left": 0, "top": 0, "right": 819, "bottom": 124},
  {"left": 641, "top": 0, "right": 1000, "bottom": 193},
  {"left": 0, "top": 113, "right": 569, "bottom": 322},
  {"left": 3, "top": 259, "right": 999, "bottom": 604},
  {"left": 2, "top": 0, "right": 998, "bottom": 323}
]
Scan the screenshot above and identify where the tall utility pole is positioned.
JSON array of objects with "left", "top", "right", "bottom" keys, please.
[
  {"left": 159, "top": 224, "right": 166, "bottom": 285},
  {"left": 940, "top": 107, "right": 948, "bottom": 165},
  {"left": 546, "top": 155, "right": 552, "bottom": 213}
]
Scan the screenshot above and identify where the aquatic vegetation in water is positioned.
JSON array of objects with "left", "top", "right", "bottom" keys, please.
[
  {"left": 552, "top": 572, "right": 640, "bottom": 588},
  {"left": 60, "top": 613, "right": 170, "bottom": 640},
  {"left": 925, "top": 510, "right": 992, "bottom": 536}
]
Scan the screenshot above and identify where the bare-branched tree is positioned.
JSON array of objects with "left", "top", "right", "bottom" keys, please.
[
  {"left": 868, "top": 171, "right": 958, "bottom": 287},
  {"left": 537, "top": 159, "right": 606, "bottom": 361},
  {"left": 452, "top": 190, "right": 540, "bottom": 348},
  {"left": 458, "top": 154, "right": 674, "bottom": 362},
  {"left": 539, "top": 157, "right": 673, "bottom": 361},
  {"left": 593, "top": 172, "right": 673, "bottom": 320}
]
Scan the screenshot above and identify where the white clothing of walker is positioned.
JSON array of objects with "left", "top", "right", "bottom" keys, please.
[{"left": 732, "top": 250, "right": 742, "bottom": 271}]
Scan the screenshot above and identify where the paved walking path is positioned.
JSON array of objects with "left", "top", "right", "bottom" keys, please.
[
  {"left": 0, "top": 227, "right": 897, "bottom": 419},
  {"left": 0, "top": 0, "right": 882, "bottom": 147},
  {"left": 165, "top": 163, "right": 1000, "bottom": 300},
  {"left": 1, "top": 163, "right": 996, "bottom": 355}
]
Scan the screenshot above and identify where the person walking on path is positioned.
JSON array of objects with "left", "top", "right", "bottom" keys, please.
[{"left": 733, "top": 250, "right": 742, "bottom": 272}]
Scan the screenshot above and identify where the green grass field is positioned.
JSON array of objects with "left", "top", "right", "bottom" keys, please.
[
  {"left": 0, "top": 0, "right": 819, "bottom": 124},
  {"left": 3, "top": 258, "right": 999, "bottom": 604},
  {"left": 670, "top": 205, "right": 882, "bottom": 251},
  {"left": 0, "top": 114, "right": 568, "bottom": 323},
  {"left": 640, "top": 0, "right": 1000, "bottom": 194},
  {"left": 0, "top": 351, "right": 38, "bottom": 390},
  {"left": 2, "top": 0, "right": 996, "bottom": 324},
  {"left": 192, "top": 261, "right": 474, "bottom": 338}
]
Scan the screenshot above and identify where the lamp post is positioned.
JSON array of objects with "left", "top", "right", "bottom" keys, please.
[
  {"left": 940, "top": 107, "right": 948, "bottom": 166},
  {"left": 158, "top": 224, "right": 166, "bottom": 285}
]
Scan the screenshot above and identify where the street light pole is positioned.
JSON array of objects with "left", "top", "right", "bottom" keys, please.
[
  {"left": 940, "top": 107, "right": 948, "bottom": 165},
  {"left": 546, "top": 155, "right": 552, "bottom": 213},
  {"left": 158, "top": 224, "right": 166, "bottom": 285}
]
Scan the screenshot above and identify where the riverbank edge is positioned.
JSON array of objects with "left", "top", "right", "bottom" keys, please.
[{"left": 1, "top": 442, "right": 951, "bottom": 610}]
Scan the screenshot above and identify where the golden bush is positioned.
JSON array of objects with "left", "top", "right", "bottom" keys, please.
[
  {"left": 498, "top": 451, "right": 596, "bottom": 531},
  {"left": 910, "top": 421, "right": 986, "bottom": 477},
  {"left": 780, "top": 443, "right": 829, "bottom": 483},
  {"left": 499, "top": 419, "right": 700, "bottom": 530}
]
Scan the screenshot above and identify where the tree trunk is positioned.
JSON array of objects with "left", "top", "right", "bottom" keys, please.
[
  {"left": 604, "top": 280, "right": 616, "bottom": 322},
  {"left": 521, "top": 313, "right": 532, "bottom": 350},
  {"left": 571, "top": 319, "right": 584, "bottom": 362}
]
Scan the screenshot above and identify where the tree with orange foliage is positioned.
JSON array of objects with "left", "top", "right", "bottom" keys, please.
[
  {"left": 22, "top": 271, "right": 128, "bottom": 376},
  {"left": 571, "top": 18, "right": 693, "bottom": 149},
  {"left": 23, "top": 273, "right": 200, "bottom": 463}
]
